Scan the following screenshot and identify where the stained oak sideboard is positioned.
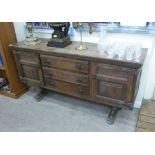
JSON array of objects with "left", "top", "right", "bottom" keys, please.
[{"left": 10, "top": 39, "right": 147, "bottom": 124}]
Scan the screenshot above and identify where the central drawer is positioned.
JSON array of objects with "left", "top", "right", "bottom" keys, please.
[
  {"left": 45, "top": 79, "right": 90, "bottom": 98},
  {"left": 43, "top": 67, "right": 89, "bottom": 86},
  {"left": 40, "top": 54, "right": 89, "bottom": 73}
]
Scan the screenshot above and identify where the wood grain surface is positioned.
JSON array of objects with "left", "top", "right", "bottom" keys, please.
[{"left": 136, "top": 100, "right": 155, "bottom": 132}]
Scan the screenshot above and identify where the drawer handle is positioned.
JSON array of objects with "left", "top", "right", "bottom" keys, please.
[
  {"left": 92, "top": 75, "right": 97, "bottom": 80},
  {"left": 75, "top": 62, "right": 81, "bottom": 69},
  {"left": 76, "top": 77, "right": 82, "bottom": 83}
]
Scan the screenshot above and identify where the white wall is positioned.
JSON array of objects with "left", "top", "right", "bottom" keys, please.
[
  {"left": 13, "top": 22, "right": 155, "bottom": 108},
  {"left": 13, "top": 22, "right": 26, "bottom": 41}
]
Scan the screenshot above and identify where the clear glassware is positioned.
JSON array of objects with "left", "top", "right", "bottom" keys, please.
[
  {"left": 98, "top": 40, "right": 108, "bottom": 54},
  {"left": 124, "top": 43, "right": 141, "bottom": 61},
  {"left": 124, "top": 45, "right": 135, "bottom": 61},
  {"left": 108, "top": 43, "right": 116, "bottom": 58},
  {"left": 133, "top": 44, "right": 141, "bottom": 61}
]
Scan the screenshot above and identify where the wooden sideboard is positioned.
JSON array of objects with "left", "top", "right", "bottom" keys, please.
[{"left": 10, "top": 39, "right": 147, "bottom": 124}]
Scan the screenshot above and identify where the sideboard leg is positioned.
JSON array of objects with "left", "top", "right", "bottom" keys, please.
[
  {"left": 34, "top": 88, "right": 47, "bottom": 102},
  {"left": 107, "top": 107, "right": 121, "bottom": 125}
]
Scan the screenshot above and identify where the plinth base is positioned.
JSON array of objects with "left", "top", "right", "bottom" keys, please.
[{"left": 47, "top": 36, "right": 71, "bottom": 48}]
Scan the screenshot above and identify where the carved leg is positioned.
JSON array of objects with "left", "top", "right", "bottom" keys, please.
[
  {"left": 107, "top": 107, "right": 121, "bottom": 125},
  {"left": 34, "top": 88, "right": 47, "bottom": 102}
]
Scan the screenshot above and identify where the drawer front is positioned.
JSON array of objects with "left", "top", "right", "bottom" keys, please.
[
  {"left": 45, "top": 79, "right": 90, "bottom": 98},
  {"left": 43, "top": 67, "right": 89, "bottom": 86},
  {"left": 14, "top": 50, "right": 40, "bottom": 66},
  {"left": 40, "top": 55, "right": 88, "bottom": 73},
  {"left": 97, "top": 63, "right": 128, "bottom": 80}
]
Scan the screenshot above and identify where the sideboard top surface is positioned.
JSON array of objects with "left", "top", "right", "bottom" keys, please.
[{"left": 10, "top": 39, "right": 147, "bottom": 69}]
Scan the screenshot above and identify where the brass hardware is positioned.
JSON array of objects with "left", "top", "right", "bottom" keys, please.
[
  {"left": 24, "top": 22, "right": 41, "bottom": 46},
  {"left": 73, "top": 23, "right": 88, "bottom": 51},
  {"left": 75, "top": 44, "right": 88, "bottom": 51}
]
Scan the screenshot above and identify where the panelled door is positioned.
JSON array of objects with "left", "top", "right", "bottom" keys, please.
[
  {"left": 91, "top": 63, "right": 134, "bottom": 107},
  {"left": 13, "top": 50, "right": 44, "bottom": 85}
]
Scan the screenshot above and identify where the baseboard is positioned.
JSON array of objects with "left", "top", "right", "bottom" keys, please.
[{"left": 13, "top": 86, "right": 28, "bottom": 98}]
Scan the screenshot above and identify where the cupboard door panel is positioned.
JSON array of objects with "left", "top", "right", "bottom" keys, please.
[
  {"left": 20, "top": 65, "right": 44, "bottom": 85},
  {"left": 97, "top": 80, "right": 127, "bottom": 101},
  {"left": 14, "top": 50, "right": 43, "bottom": 85},
  {"left": 91, "top": 63, "right": 134, "bottom": 106}
]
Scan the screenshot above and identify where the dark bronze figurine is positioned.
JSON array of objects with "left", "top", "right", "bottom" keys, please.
[{"left": 47, "top": 22, "right": 71, "bottom": 48}]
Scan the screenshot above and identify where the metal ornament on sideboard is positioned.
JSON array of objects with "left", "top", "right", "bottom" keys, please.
[
  {"left": 73, "top": 22, "right": 93, "bottom": 51},
  {"left": 47, "top": 22, "right": 71, "bottom": 48},
  {"left": 24, "top": 22, "right": 41, "bottom": 46}
]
